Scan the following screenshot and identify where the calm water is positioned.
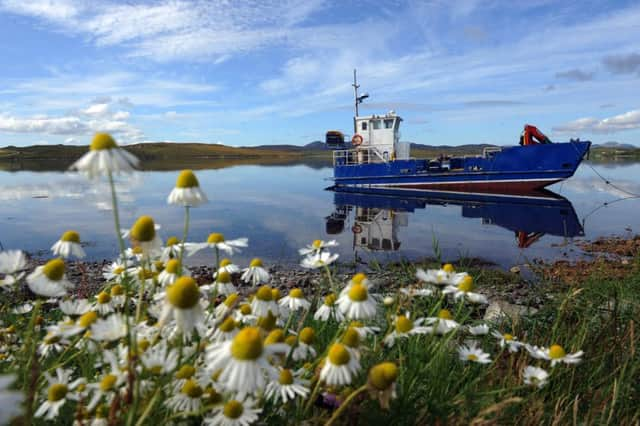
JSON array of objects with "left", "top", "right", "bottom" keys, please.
[{"left": 1, "top": 162, "right": 640, "bottom": 268}]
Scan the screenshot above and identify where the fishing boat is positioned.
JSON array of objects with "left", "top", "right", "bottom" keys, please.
[{"left": 326, "top": 71, "right": 591, "bottom": 193}]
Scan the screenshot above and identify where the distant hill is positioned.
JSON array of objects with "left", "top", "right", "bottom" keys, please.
[{"left": 593, "top": 141, "right": 637, "bottom": 150}]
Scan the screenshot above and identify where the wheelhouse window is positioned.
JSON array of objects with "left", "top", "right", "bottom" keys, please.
[
  {"left": 384, "top": 119, "right": 394, "bottom": 129},
  {"left": 372, "top": 120, "right": 382, "bottom": 130},
  {"left": 361, "top": 121, "right": 367, "bottom": 130}
]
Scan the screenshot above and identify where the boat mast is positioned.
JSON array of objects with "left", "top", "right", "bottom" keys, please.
[{"left": 352, "top": 69, "right": 359, "bottom": 134}]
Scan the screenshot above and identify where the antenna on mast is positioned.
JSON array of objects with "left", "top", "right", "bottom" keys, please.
[{"left": 352, "top": 69, "right": 369, "bottom": 133}]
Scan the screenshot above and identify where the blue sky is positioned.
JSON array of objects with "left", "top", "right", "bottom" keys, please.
[{"left": 0, "top": 0, "right": 639, "bottom": 147}]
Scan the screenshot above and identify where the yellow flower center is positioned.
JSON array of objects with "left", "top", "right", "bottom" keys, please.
[
  {"left": 279, "top": 369, "right": 294, "bottom": 385},
  {"left": 138, "top": 339, "right": 150, "bottom": 352},
  {"left": 265, "top": 329, "right": 285, "bottom": 345},
  {"left": 503, "top": 333, "right": 514, "bottom": 341},
  {"left": 181, "top": 379, "right": 203, "bottom": 398},
  {"left": 149, "top": 365, "right": 163, "bottom": 375},
  {"left": 348, "top": 283, "right": 368, "bottom": 302},
  {"left": 549, "top": 344, "right": 566, "bottom": 359},
  {"left": 328, "top": 343, "right": 351, "bottom": 366},
  {"left": 368, "top": 362, "right": 398, "bottom": 391},
  {"left": 113, "top": 266, "right": 125, "bottom": 275},
  {"left": 271, "top": 288, "right": 281, "bottom": 300},
  {"left": 457, "top": 276, "right": 474, "bottom": 292},
  {"left": 312, "top": 239, "right": 323, "bottom": 248},
  {"left": 97, "top": 291, "right": 111, "bottom": 304},
  {"left": 78, "top": 311, "right": 98, "bottom": 328},
  {"left": 166, "top": 236, "right": 180, "bottom": 246},
  {"left": 100, "top": 374, "right": 118, "bottom": 391},
  {"left": 396, "top": 316, "right": 414, "bottom": 333},
  {"left": 324, "top": 293, "right": 337, "bottom": 306},
  {"left": 239, "top": 304, "right": 252, "bottom": 315},
  {"left": 130, "top": 216, "right": 156, "bottom": 242},
  {"left": 166, "top": 277, "right": 200, "bottom": 309},
  {"left": 47, "top": 383, "right": 68, "bottom": 402},
  {"left": 299, "top": 327, "right": 315, "bottom": 344},
  {"left": 90, "top": 133, "right": 117, "bottom": 151},
  {"left": 216, "top": 271, "right": 231, "bottom": 283},
  {"left": 42, "top": 258, "right": 65, "bottom": 281},
  {"left": 111, "top": 285, "right": 124, "bottom": 296},
  {"left": 223, "top": 293, "right": 239, "bottom": 307},
  {"left": 60, "top": 230, "right": 80, "bottom": 243},
  {"left": 165, "top": 259, "right": 180, "bottom": 274},
  {"left": 230, "top": 327, "right": 263, "bottom": 360},
  {"left": 44, "top": 334, "right": 60, "bottom": 344},
  {"left": 438, "top": 309, "right": 453, "bottom": 320},
  {"left": 204, "top": 386, "right": 222, "bottom": 404},
  {"left": 175, "top": 169, "right": 199, "bottom": 188},
  {"left": 351, "top": 272, "right": 367, "bottom": 285},
  {"left": 285, "top": 335, "right": 297, "bottom": 346},
  {"left": 218, "top": 317, "right": 236, "bottom": 333},
  {"left": 219, "top": 258, "right": 232, "bottom": 267},
  {"left": 289, "top": 288, "right": 304, "bottom": 299},
  {"left": 255, "top": 285, "right": 273, "bottom": 301},
  {"left": 250, "top": 258, "right": 263, "bottom": 268},
  {"left": 342, "top": 327, "right": 360, "bottom": 348},
  {"left": 223, "top": 400, "right": 244, "bottom": 419},
  {"left": 442, "top": 263, "right": 455, "bottom": 273},
  {"left": 467, "top": 354, "right": 478, "bottom": 361},
  {"left": 207, "top": 233, "right": 224, "bottom": 244},
  {"left": 175, "top": 365, "right": 196, "bottom": 379},
  {"left": 132, "top": 246, "right": 143, "bottom": 255},
  {"left": 257, "top": 312, "right": 277, "bottom": 331}
]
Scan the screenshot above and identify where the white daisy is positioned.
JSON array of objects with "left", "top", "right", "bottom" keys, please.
[
  {"left": 159, "top": 276, "right": 205, "bottom": 338},
  {"left": 102, "top": 260, "right": 134, "bottom": 282},
  {"left": 86, "top": 360, "right": 128, "bottom": 412},
  {"left": 141, "top": 341, "right": 179, "bottom": 375},
  {"left": 212, "top": 271, "right": 237, "bottom": 296},
  {"left": 467, "top": 324, "right": 490, "bottom": 336},
  {"left": 298, "top": 239, "right": 339, "bottom": 256},
  {"left": 526, "top": 344, "right": 584, "bottom": 367},
  {"left": 69, "top": 133, "right": 139, "bottom": 178},
  {"left": 26, "top": 258, "right": 74, "bottom": 298},
  {"left": 203, "top": 398, "right": 262, "bottom": 426},
  {"left": 59, "top": 299, "right": 92, "bottom": 317},
  {"left": 124, "top": 216, "right": 163, "bottom": 257},
  {"left": 34, "top": 368, "right": 85, "bottom": 420},
  {"left": 442, "top": 275, "right": 488, "bottom": 304},
  {"left": 265, "top": 368, "right": 310, "bottom": 404},
  {"left": 51, "top": 230, "right": 86, "bottom": 259},
  {"left": 167, "top": 169, "right": 208, "bottom": 207},
  {"left": 278, "top": 288, "right": 311, "bottom": 312},
  {"left": 399, "top": 286, "right": 436, "bottom": 297},
  {"left": 157, "top": 259, "right": 188, "bottom": 287},
  {"left": 214, "top": 293, "right": 240, "bottom": 319},
  {"left": 205, "top": 327, "right": 288, "bottom": 394},
  {"left": 337, "top": 283, "right": 377, "bottom": 320},
  {"left": 240, "top": 258, "right": 270, "bottom": 286},
  {"left": 523, "top": 365, "right": 550, "bottom": 388},
  {"left": 415, "top": 267, "right": 452, "bottom": 285},
  {"left": 186, "top": 233, "right": 248, "bottom": 256},
  {"left": 319, "top": 343, "right": 361, "bottom": 386},
  {"left": 164, "top": 379, "right": 204, "bottom": 415},
  {"left": 90, "top": 314, "right": 127, "bottom": 342},
  {"left": 250, "top": 286, "right": 279, "bottom": 317},
  {"left": 160, "top": 236, "right": 182, "bottom": 261},
  {"left": 93, "top": 291, "right": 115, "bottom": 315},
  {"left": 110, "top": 284, "right": 126, "bottom": 308},
  {"left": 491, "top": 331, "right": 523, "bottom": 352},
  {"left": 215, "top": 258, "right": 241, "bottom": 277},
  {"left": 458, "top": 342, "right": 492, "bottom": 364},
  {"left": 383, "top": 312, "right": 431, "bottom": 347},
  {"left": 300, "top": 251, "right": 339, "bottom": 269},
  {"left": 0, "top": 250, "right": 27, "bottom": 289},
  {"left": 313, "top": 293, "right": 344, "bottom": 322},
  {"left": 424, "top": 309, "right": 460, "bottom": 334},
  {"left": 12, "top": 303, "right": 33, "bottom": 314},
  {"left": 209, "top": 316, "right": 239, "bottom": 343},
  {"left": 290, "top": 327, "right": 317, "bottom": 362},
  {"left": 348, "top": 321, "right": 381, "bottom": 339}
]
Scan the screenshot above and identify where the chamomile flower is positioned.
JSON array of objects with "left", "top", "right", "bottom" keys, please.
[
  {"left": 87, "top": 369, "right": 128, "bottom": 412},
  {"left": 59, "top": 299, "right": 92, "bottom": 316},
  {"left": 51, "top": 230, "right": 86, "bottom": 259},
  {"left": 165, "top": 379, "right": 204, "bottom": 415},
  {"left": 523, "top": 365, "right": 550, "bottom": 388},
  {"left": 491, "top": 331, "right": 523, "bottom": 352},
  {"left": 348, "top": 321, "right": 381, "bottom": 339},
  {"left": 467, "top": 324, "right": 490, "bottom": 336},
  {"left": 38, "top": 333, "right": 70, "bottom": 358},
  {"left": 215, "top": 258, "right": 241, "bottom": 277},
  {"left": 205, "top": 326, "right": 289, "bottom": 394},
  {"left": 110, "top": 285, "right": 126, "bottom": 308},
  {"left": 424, "top": 309, "right": 460, "bottom": 334},
  {"left": 319, "top": 343, "right": 361, "bottom": 386},
  {"left": 90, "top": 314, "right": 127, "bottom": 342},
  {"left": 167, "top": 169, "right": 208, "bottom": 207},
  {"left": 0, "top": 250, "right": 27, "bottom": 289},
  {"left": 125, "top": 215, "right": 163, "bottom": 257},
  {"left": 265, "top": 368, "right": 310, "bottom": 404},
  {"left": 278, "top": 288, "right": 311, "bottom": 312},
  {"left": 141, "top": 341, "right": 179, "bottom": 375},
  {"left": 337, "top": 282, "right": 377, "bottom": 320},
  {"left": 241, "top": 258, "right": 270, "bottom": 286},
  {"left": 159, "top": 276, "right": 205, "bottom": 337},
  {"left": 12, "top": 303, "right": 33, "bottom": 314},
  {"left": 527, "top": 344, "right": 584, "bottom": 367},
  {"left": 93, "top": 291, "right": 115, "bottom": 315},
  {"left": 209, "top": 317, "right": 239, "bottom": 343},
  {"left": 70, "top": 133, "right": 139, "bottom": 178},
  {"left": 102, "top": 260, "right": 134, "bottom": 282},
  {"left": 399, "top": 286, "right": 436, "bottom": 298},
  {"left": 186, "top": 233, "right": 248, "bottom": 256},
  {"left": 34, "top": 368, "right": 85, "bottom": 420},
  {"left": 458, "top": 342, "right": 492, "bottom": 364},
  {"left": 367, "top": 362, "right": 399, "bottom": 409},
  {"left": 27, "top": 258, "right": 74, "bottom": 298},
  {"left": 250, "top": 285, "right": 279, "bottom": 317},
  {"left": 313, "top": 293, "right": 344, "bottom": 322},
  {"left": 416, "top": 266, "right": 452, "bottom": 285},
  {"left": 212, "top": 271, "right": 237, "bottom": 296},
  {"left": 161, "top": 236, "right": 182, "bottom": 261},
  {"left": 204, "top": 398, "right": 262, "bottom": 426},
  {"left": 0, "top": 375, "right": 23, "bottom": 425},
  {"left": 290, "top": 327, "right": 317, "bottom": 362},
  {"left": 300, "top": 251, "right": 339, "bottom": 269},
  {"left": 157, "top": 259, "right": 187, "bottom": 287},
  {"left": 383, "top": 312, "right": 431, "bottom": 347},
  {"left": 442, "top": 275, "right": 488, "bottom": 304},
  {"left": 299, "top": 239, "right": 339, "bottom": 256}
]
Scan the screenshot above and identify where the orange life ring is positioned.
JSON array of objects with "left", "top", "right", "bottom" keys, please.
[
  {"left": 352, "top": 224, "right": 362, "bottom": 234},
  {"left": 351, "top": 134, "right": 363, "bottom": 146}
]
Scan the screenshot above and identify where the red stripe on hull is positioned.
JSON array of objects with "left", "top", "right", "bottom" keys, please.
[{"left": 394, "top": 180, "right": 560, "bottom": 194}]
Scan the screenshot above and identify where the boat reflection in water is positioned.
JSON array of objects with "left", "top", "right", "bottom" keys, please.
[{"left": 325, "top": 187, "right": 584, "bottom": 252}]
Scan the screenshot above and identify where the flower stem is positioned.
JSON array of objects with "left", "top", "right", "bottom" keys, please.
[
  {"left": 108, "top": 170, "right": 126, "bottom": 265},
  {"left": 325, "top": 384, "right": 368, "bottom": 426},
  {"left": 323, "top": 264, "right": 337, "bottom": 294},
  {"left": 179, "top": 206, "right": 190, "bottom": 274}
]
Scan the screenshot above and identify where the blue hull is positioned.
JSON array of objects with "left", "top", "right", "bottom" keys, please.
[{"left": 333, "top": 141, "right": 591, "bottom": 193}]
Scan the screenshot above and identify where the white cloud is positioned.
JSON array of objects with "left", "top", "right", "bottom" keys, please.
[
  {"left": 553, "top": 110, "right": 640, "bottom": 134},
  {"left": 83, "top": 102, "right": 110, "bottom": 116}
]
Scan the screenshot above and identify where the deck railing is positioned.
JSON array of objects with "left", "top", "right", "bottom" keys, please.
[{"left": 332, "top": 147, "right": 391, "bottom": 166}]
